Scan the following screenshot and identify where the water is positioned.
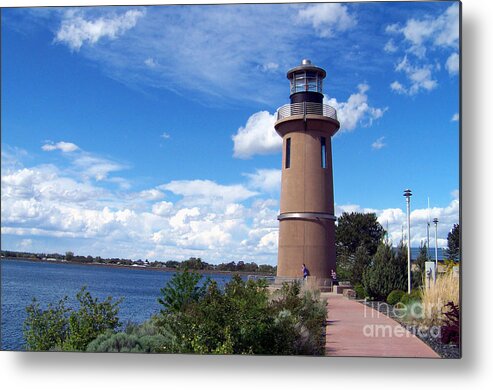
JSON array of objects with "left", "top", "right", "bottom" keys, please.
[{"left": 1, "top": 259, "right": 237, "bottom": 351}]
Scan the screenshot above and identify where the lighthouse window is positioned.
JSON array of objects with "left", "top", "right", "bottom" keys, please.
[
  {"left": 321, "top": 137, "right": 327, "bottom": 168},
  {"left": 285, "top": 138, "right": 291, "bottom": 169}
]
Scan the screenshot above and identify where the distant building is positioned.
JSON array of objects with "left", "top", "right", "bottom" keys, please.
[{"left": 395, "top": 247, "right": 449, "bottom": 262}]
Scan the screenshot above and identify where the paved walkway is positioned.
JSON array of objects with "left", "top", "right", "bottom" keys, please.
[{"left": 323, "top": 293, "right": 439, "bottom": 358}]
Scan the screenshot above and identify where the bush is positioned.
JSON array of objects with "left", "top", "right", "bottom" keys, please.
[
  {"left": 440, "top": 302, "right": 460, "bottom": 345},
  {"left": 154, "top": 271, "right": 327, "bottom": 355},
  {"left": 23, "top": 286, "right": 122, "bottom": 351},
  {"left": 86, "top": 321, "right": 173, "bottom": 353},
  {"left": 387, "top": 289, "right": 406, "bottom": 306},
  {"left": 399, "top": 289, "right": 422, "bottom": 305},
  {"left": 353, "top": 284, "right": 367, "bottom": 299}
]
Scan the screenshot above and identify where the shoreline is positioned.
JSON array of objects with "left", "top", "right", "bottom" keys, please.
[{"left": 0, "top": 256, "right": 275, "bottom": 277}]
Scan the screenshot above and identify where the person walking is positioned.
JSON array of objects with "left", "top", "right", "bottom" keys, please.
[{"left": 302, "top": 263, "right": 310, "bottom": 281}]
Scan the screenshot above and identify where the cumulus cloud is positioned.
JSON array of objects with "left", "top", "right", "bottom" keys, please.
[
  {"left": 324, "top": 84, "right": 387, "bottom": 132},
  {"left": 1, "top": 145, "right": 458, "bottom": 264},
  {"left": 138, "top": 189, "right": 165, "bottom": 201},
  {"left": 161, "top": 179, "right": 258, "bottom": 204},
  {"left": 151, "top": 201, "right": 174, "bottom": 216},
  {"left": 232, "top": 111, "right": 281, "bottom": 159},
  {"left": 54, "top": 9, "right": 145, "bottom": 51},
  {"left": 244, "top": 169, "right": 281, "bottom": 193},
  {"left": 451, "top": 113, "right": 459, "bottom": 122},
  {"left": 42, "top": 141, "right": 79, "bottom": 152},
  {"left": 297, "top": 3, "right": 356, "bottom": 37},
  {"left": 446, "top": 52, "right": 459, "bottom": 75},
  {"left": 371, "top": 137, "right": 386, "bottom": 150}
]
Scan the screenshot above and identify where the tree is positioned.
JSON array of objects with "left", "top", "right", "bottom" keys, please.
[
  {"left": 65, "top": 251, "right": 74, "bottom": 261},
  {"left": 157, "top": 270, "right": 209, "bottom": 314},
  {"left": 363, "top": 241, "right": 407, "bottom": 300},
  {"left": 446, "top": 224, "right": 460, "bottom": 261},
  {"left": 336, "top": 212, "right": 385, "bottom": 257},
  {"left": 351, "top": 245, "right": 371, "bottom": 286},
  {"left": 335, "top": 212, "right": 385, "bottom": 284},
  {"left": 413, "top": 244, "right": 429, "bottom": 288}
]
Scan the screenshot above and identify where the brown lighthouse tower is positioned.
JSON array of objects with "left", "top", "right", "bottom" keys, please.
[{"left": 275, "top": 59, "right": 340, "bottom": 284}]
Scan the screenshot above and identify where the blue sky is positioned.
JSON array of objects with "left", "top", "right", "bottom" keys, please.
[{"left": 1, "top": 2, "right": 460, "bottom": 264}]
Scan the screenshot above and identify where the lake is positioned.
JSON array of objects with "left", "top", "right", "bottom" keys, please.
[{"left": 0, "top": 258, "right": 239, "bottom": 351}]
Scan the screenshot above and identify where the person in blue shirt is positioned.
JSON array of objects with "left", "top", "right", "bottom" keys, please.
[{"left": 302, "top": 263, "right": 309, "bottom": 280}]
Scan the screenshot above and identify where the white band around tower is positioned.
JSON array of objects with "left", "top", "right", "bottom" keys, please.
[{"left": 277, "top": 212, "right": 337, "bottom": 221}]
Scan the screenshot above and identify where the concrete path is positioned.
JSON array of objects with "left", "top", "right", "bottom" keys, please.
[{"left": 323, "top": 293, "right": 439, "bottom": 358}]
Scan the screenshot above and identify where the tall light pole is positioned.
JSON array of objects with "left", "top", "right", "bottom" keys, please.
[
  {"left": 403, "top": 189, "right": 412, "bottom": 293},
  {"left": 433, "top": 217, "right": 439, "bottom": 281}
]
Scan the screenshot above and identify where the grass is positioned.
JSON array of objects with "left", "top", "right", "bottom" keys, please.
[{"left": 419, "top": 271, "right": 460, "bottom": 326}]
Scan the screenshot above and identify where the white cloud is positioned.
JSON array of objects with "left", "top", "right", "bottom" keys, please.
[
  {"left": 144, "top": 57, "right": 157, "bottom": 68},
  {"left": 152, "top": 201, "right": 174, "bottom": 216},
  {"left": 385, "top": 4, "right": 458, "bottom": 95},
  {"left": 161, "top": 179, "right": 258, "bottom": 204},
  {"left": 244, "top": 169, "right": 281, "bottom": 193},
  {"left": 138, "top": 189, "right": 165, "bottom": 201},
  {"left": 160, "top": 132, "right": 171, "bottom": 139},
  {"left": 297, "top": 3, "right": 356, "bottom": 38},
  {"left": 387, "top": 3, "right": 459, "bottom": 57},
  {"left": 260, "top": 62, "right": 279, "bottom": 72},
  {"left": 451, "top": 113, "right": 459, "bottom": 122},
  {"left": 371, "top": 137, "right": 386, "bottom": 150},
  {"left": 324, "top": 84, "right": 387, "bottom": 132},
  {"left": 72, "top": 154, "right": 127, "bottom": 182},
  {"left": 54, "top": 9, "right": 145, "bottom": 51},
  {"left": 2, "top": 150, "right": 281, "bottom": 263},
  {"left": 42, "top": 141, "right": 79, "bottom": 152},
  {"left": 232, "top": 111, "right": 281, "bottom": 159},
  {"left": 384, "top": 39, "right": 398, "bottom": 53},
  {"left": 390, "top": 80, "right": 406, "bottom": 94},
  {"left": 391, "top": 56, "right": 437, "bottom": 95},
  {"left": 446, "top": 52, "right": 459, "bottom": 75}
]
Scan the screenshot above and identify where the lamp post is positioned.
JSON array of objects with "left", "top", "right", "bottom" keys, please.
[
  {"left": 433, "top": 217, "right": 439, "bottom": 282},
  {"left": 403, "top": 189, "right": 412, "bottom": 293}
]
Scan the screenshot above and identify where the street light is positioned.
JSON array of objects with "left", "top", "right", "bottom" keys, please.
[
  {"left": 403, "top": 189, "right": 412, "bottom": 294},
  {"left": 433, "top": 217, "right": 439, "bottom": 282}
]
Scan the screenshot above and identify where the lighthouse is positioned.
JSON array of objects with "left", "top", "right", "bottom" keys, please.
[{"left": 275, "top": 59, "right": 340, "bottom": 284}]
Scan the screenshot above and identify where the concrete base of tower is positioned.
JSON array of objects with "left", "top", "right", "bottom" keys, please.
[{"left": 276, "top": 219, "right": 336, "bottom": 286}]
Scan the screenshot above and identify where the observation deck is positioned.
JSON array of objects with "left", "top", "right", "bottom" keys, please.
[{"left": 276, "top": 102, "right": 338, "bottom": 121}]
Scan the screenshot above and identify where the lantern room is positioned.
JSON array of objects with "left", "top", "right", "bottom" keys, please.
[{"left": 287, "top": 59, "right": 326, "bottom": 104}]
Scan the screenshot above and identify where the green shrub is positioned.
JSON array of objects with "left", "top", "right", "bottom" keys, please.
[
  {"left": 387, "top": 290, "right": 406, "bottom": 305},
  {"left": 86, "top": 328, "right": 171, "bottom": 353},
  {"left": 23, "top": 286, "right": 122, "bottom": 351},
  {"left": 353, "top": 284, "right": 367, "bottom": 299},
  {"left": 154, "top": 271, "right": 326, "bottom": 355},
  {"left": 399, "top": 289, "right": 422, "bottom": 305}
]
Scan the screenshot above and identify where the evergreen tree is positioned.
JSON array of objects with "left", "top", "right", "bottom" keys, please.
[
  {"left": 413, "top": 244, "right": 429, "bottom": 288},
  {"left": 446, "top": 224, "right": 460, "bottom": 261},
  {"left": 351, "top": 245, "right": 370, "bottom": 286},
  {"left": 363, "top": 241, "right": 407, "bottom": 300}
]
